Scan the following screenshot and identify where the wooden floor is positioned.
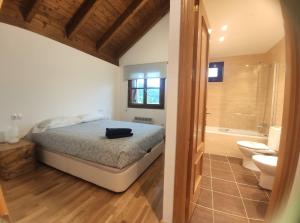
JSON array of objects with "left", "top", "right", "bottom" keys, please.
[{"left": 1, "top": 156, "right": 164, "bottom": 223}]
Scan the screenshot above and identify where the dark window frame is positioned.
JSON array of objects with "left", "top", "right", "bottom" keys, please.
[
  {"left": 128, "top": 78, "right": 165, "bottom": 109},
  {"left": 208, "top": 62, "right": 224, "bottom": 82}
]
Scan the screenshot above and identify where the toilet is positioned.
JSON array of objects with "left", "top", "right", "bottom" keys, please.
[
  {"left": 237, "top": 126, "right": 281, "bottom": 171},
  {"left": 252, "top": 154, "right": 278, "bottom": 190}
]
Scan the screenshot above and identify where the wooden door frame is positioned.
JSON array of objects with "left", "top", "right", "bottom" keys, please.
[
  {"left": 173, "top": 0, "right": 300, "bottom": 222},
  {"left": 267, "top": 0, "right": 300, "bottom": 221},
  {"left": 172, "top": 0, "right": 197, "bottom": 222}
]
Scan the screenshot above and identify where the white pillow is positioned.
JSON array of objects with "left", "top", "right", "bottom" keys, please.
[
  {"left": 32, "top": 116, "right": 81, "bottom": 133},
  {"left": 78, "top": 112, "right": 106, "bottom": 123}
]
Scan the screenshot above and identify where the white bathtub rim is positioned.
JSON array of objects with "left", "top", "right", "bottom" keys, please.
[{"left": 205, "top": 126, "right": 267, "bottom": 140}]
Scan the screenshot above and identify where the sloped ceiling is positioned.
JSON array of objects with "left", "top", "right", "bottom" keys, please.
[
  {"left": 0, "top": 0, "right": 169, "bottom": 65},
  {"left": 203, "top": 0, "right": 285, "bottom": 58}
]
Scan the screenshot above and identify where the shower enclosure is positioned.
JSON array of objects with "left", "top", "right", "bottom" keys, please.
[
  {"left": 256, "top": 63, "right": 284, "bottom": 135},
  {"left": 205, "top": 61, "right": 285, "bottom": 157}
]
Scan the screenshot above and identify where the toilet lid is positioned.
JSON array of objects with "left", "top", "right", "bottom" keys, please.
[
  {"left": 252, "top": 155, "right": 278, "bottom": 167},
  {"left": 237, "top": 141, "right": 270, "bottom": 150}
]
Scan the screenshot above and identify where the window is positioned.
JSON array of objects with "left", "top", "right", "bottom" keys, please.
[
  {"left": 124, "top": 62, "right": 167, "bottom": 109},
  {"left": 128, "top": 78, "right": 165, "bottom": 109},
  {"left": 208, "top": 62, "right": 224, "bottom": 82}
]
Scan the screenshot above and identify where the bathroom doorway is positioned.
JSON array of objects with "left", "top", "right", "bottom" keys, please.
[
  {"left": 171, "top": 0, "right": 300, "bottom": 222},
  {"left": 196, "top": 0, "right": 286, "bottom": 221}
]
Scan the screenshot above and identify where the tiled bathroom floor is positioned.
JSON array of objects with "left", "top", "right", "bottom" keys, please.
[{"left": 190, "top": 153, "right": 271, "bottom": 223}]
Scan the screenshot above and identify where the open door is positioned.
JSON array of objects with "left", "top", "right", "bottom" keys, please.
[
  {"left": 173, "top": 0, "right": 209, "bottom": 222},
  {"left": 186, "top": 1, "right": 209, "bottom": 220}
]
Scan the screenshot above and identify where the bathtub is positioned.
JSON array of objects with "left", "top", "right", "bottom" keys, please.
[{"left": 205, "top": 126, "right": 268, "bottom": 158}]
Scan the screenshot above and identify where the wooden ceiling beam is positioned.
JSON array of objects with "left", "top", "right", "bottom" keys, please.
[
  {"left": 22, "top": 0, "right": 43, "bottom": 22},
  {"left": 2, "top": 0, "right": 168, "bottom": 66},
  {"left": 96, "top": 0, "right": 147, "bottom": 51},
  {"left": 117, "top": 1, "right": 170, "bottom": 59},
  {"left": 66, "top": 0, "right": 99, "bottom": 38}
]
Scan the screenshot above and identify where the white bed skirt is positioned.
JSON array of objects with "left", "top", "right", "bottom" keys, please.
[{"left": 37, "top": 140, "right": 164, "bottom": 192}]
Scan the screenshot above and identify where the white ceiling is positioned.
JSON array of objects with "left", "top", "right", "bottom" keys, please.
[{"left": 203, "top": 0, "right": 285, "bottom": 58}]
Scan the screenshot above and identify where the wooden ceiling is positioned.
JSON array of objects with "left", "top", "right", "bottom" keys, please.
[{"left": 0, "top": 0, "right": 169, "bottom": 65}]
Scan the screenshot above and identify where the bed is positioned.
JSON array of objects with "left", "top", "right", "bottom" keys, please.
[{"left": 31, "top": 119, "right": 165, "bottom": 192}]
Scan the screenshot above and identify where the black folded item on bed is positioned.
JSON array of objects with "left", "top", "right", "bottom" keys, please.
[
  {"left": 106, "top": 128, "right": 132, "bottom": 134},
  {"left": 105, "top": 128, "right": 133, "bottom": 139}
]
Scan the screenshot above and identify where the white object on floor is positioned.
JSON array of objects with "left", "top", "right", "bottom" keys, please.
[
  {"left": 237, "top": 126, "right": 281, "bottom": 171},
  {"left": 37, "top": 140, "right": 164, "bottom": 192},
  {"left": 252, "top": 154, "right": 278, "bottom": 190}
]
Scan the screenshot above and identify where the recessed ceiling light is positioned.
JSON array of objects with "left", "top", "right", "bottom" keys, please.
[
  {"left": 221, "top": 25, "right": 228, "bottom": 31},
  {"left": 219, "top": 36, "right": 225, "bottom": 42},
  {"left": 208, "top": 29, "right": 212, "bottom": 34},
  {"left": 245, "top": 64, "right": 249, "bottom": 67}
]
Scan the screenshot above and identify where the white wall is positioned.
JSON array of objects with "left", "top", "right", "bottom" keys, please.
[
  {"left": 162, "top": 2, "right": 181, "bottom": 222},
  {"left": 119, "top": 14, "right": 169, "bottom": 65},
  {"left": 118, "top": 14, "right": 169, "bottom": 126},
  {"left": 0, "top": 23, "right": 120, "bottom": 136}
]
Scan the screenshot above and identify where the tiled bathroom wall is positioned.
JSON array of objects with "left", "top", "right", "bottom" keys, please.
[{"left": 206, "top": 39, "right": 285, "bottom": 132}]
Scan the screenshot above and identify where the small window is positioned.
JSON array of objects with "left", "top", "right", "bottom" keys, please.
[
  {"left": 208, "top": 62, "right": 224, "bottom": 82},
  {"left": 128, "top": 78, "right": 165, "bottom": 109}
]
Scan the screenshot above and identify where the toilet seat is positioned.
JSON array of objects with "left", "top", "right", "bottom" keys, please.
[
  {"left": 236, "top": 127, "right": 281, "bottom": 184},
  {"left": 237, "top": 141, "right": 276, "bottom": 171},
  {"left": 237, "top": 141, "right": 270, "bottom": 151}
]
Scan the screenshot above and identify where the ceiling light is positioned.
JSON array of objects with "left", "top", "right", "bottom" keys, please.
[
  {"left": 221, "top": 25, "right": 228, "bottom": 31},
  {"left": 208, "top": 29, "right": 212, "bottom": 34},
  {"left": 245, "top": 64, "right": 249, "bottom": 67},
  {"left": 219, "top": 36, "right": 225, "bottom": 42}
]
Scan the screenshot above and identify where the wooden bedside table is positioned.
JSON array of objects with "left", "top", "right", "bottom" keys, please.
[{"left": 0, "top": 140, "right": 36, "bottom": 180}]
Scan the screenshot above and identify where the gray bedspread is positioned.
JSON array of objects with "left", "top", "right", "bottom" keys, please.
[{"left": 32, "top": 120, "right": 164, "bottom": 169}]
